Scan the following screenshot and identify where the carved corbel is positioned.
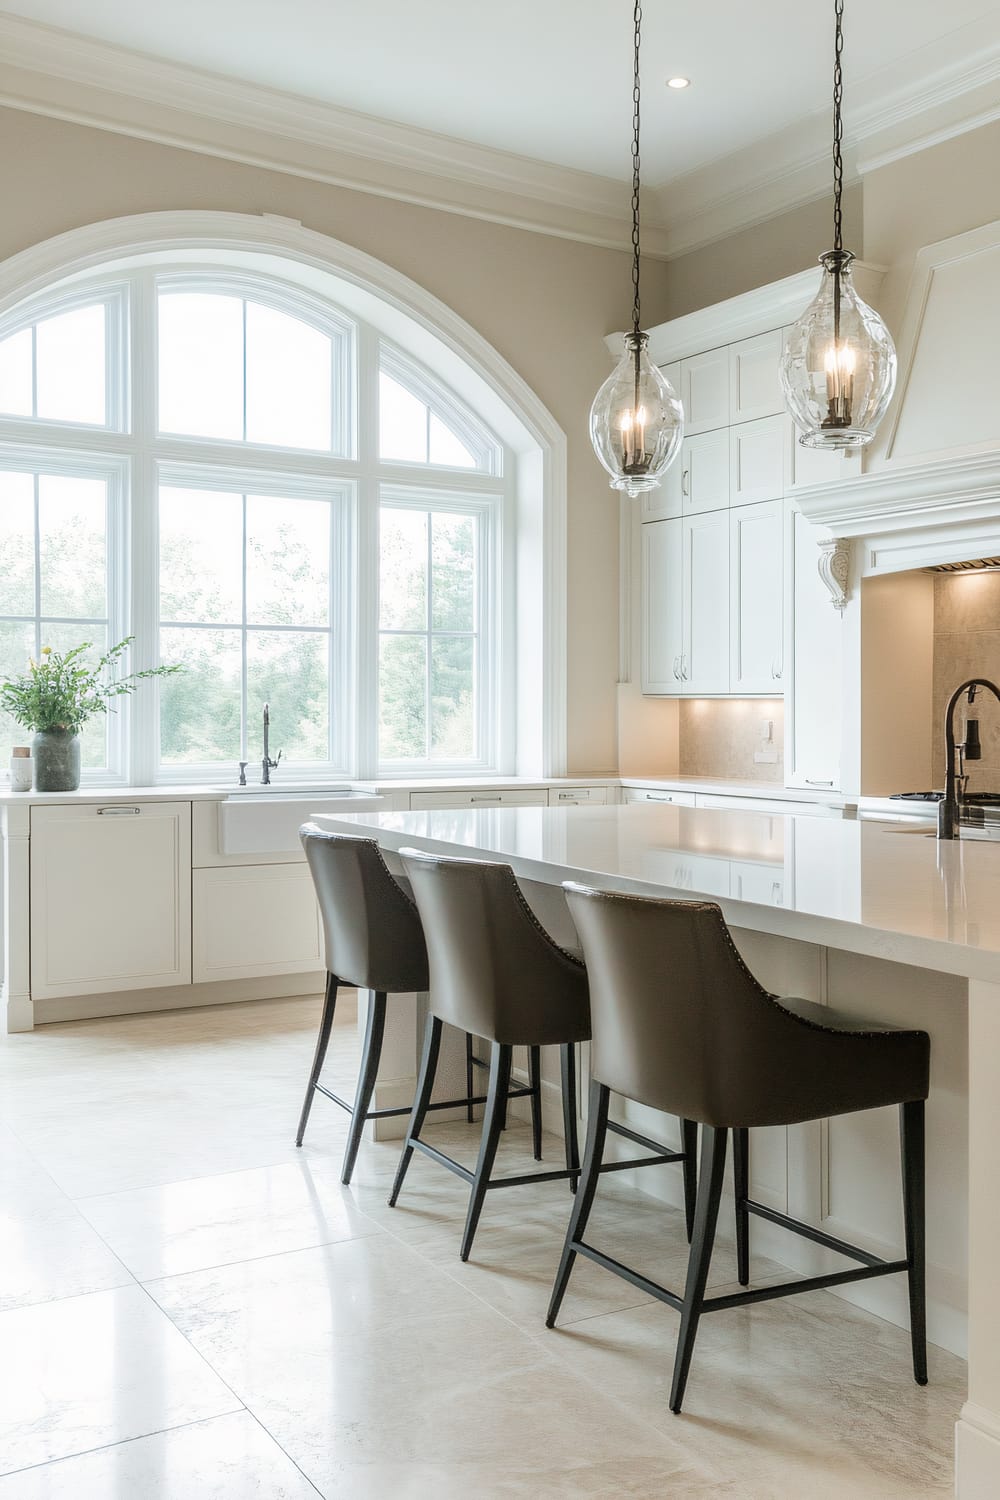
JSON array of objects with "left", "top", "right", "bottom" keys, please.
[{"left": 817, "top": 537, "right": 852, "bottom": 612}]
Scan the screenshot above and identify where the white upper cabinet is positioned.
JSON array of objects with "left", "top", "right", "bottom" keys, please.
[
  {"left": 641, "top": 516, "right": 684, "bottom": 692},
  {"left": 730, "top": 499, "right": 784, "bottom": 695},
  {"left": 783, "top": 413, "right": 862, "bottom": 491},
  {"left": 682, "top": 429, "right": 730, "bottom": 514},
  {"left": 784, "top": 504, "right": 842, "bottom": 790},
  {"left": 681, "top": 347, "right": 730, "bottom": 434},
  {"left": 730, "top": 414, "right": 785, "bottom": 506},
  {"left": 729, "top": 330, "right": 784, "bottom": 424},
  {"left": 641, "top": 361, "right": 682, "bottom": 521},
  {"left": 683, "top": 509, "right": 730, "bottom": 693}
]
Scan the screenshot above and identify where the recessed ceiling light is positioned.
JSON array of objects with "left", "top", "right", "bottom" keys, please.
[{"left": 666, "top": 76, "right": 691, "bottom": 89}]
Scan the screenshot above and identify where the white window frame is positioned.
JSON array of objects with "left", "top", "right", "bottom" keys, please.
[
  {"left": 0, "top": 260, "right": 515, "bottom": 785},
  {"left": 377, "top": 485, "right": 499, "bottom": 774},
  {"left": 0, "top": 443, "right": 129, "bottom": 785}
]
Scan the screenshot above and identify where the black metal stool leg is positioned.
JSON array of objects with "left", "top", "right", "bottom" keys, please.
[
  {"left": 900, "top": 1099, "right": 928, "bottom": 1385},
  {"left": 670, "top": 1125, "right": 728, "bottom": 1414},
  {"left": 679, "top": 1118, "right": 698, "bottom": 1242},
  {"left": 295, "top": 974, "right": 338, "bottom": 1147},
  {"left": 733, "top": 1125, "right": 750, "bottom": 1285},
  {"left": 341, "top": 991, "right": 387, "bottom": 1185},
  {"left": 561, "top": 1043, "right": 580, "bottom": 1194},
  {"left": 465, "top": 1032, "right": 476, "bottom": 1123},
  {"left": 546, "top": 1080, "right": 611, "bottom": 1326},
  {"left": 460, "top": 1043, "right": 513, "bottom": 1261},
  {"left": 388, "top": 1015, "right": 443, "bottom": 1207},
  {"left": 529, "top": 1046, "right": 543, "bottom": 1161}
]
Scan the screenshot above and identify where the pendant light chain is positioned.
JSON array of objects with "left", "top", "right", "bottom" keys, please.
[
  {"left": 630, "top": 0, "right": 642, "bottom": 338},
  {"left": 832, "top": 0, "right": 844, "bottom": 255}
]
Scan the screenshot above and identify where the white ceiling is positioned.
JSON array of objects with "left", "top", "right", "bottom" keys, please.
[{"left": 0, "top": 0, "right": 996, "bottom": 186}]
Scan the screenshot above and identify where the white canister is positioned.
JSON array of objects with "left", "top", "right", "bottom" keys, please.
[{"left": 10, "top": 747, "right": 32, "bottom": 792}]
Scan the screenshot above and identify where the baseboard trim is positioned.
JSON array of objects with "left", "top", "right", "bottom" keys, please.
[
  {"left": 33, "top": 971, "right": 326, "bottom": 1025},
  {"left": 957, "top": 1403, "right": 1000, "bottom": 1498}
]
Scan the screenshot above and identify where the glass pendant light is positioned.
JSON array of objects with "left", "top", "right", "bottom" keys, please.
[
  {"left": 590, "top": 0, "right": 683, "bottom": 498},
  {"left": 780, "top": 0, "right": 896, "bottom": 449}
]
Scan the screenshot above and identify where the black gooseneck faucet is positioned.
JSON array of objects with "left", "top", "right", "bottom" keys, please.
[
  {"left": 938, "top": 678, "right": 1000, "bottom": 839},
  {"left": 261, "top": 702, "right": 283, "bottom": 786}
]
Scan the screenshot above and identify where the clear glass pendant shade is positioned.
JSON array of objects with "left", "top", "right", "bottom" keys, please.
[
  {"left": 590, "top": 332, "right": 684, "bottom": 498},
  {"left": 780, "top": 250, "right": 896, "bottom": 450}
]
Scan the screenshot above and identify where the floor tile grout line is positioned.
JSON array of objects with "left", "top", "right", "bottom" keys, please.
[
  {"left": 129, "top": 1280, "right": 327, "bottom": 1500},
  {"left": 0, "top": 1407, "right": 246, "bottom": 1483},
  {"left": 66, "top": 1147, "right": 358, "bottom": 1206}
]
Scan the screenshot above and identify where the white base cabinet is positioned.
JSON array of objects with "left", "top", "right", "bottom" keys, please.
[
  {"left": 29, "top": 801, "right": 191, "bottom": 1000},
  {"left": 192, "top": 864, "right": 322, "bottom": 983}
]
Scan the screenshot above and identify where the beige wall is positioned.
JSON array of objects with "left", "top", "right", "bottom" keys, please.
[
  {"left": 933, "top": 573, "right": 1000, "bottom": 794},
  {"left": 0, "top": 106, "right": 661, "bottom": 776},
  {"left": 860, "top": 571, "right": 935, "bottom": 796},
  {"left": 655, "top": 185, "right": 863, "bottom": 321}
]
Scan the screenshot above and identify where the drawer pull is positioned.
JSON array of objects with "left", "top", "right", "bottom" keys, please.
[
  {"left": 97, "top": 806, "right": 142, "bottom": 816},
  {"left": 470, "top": 796, "right": 502, "bottom": 804},
  {"left": 805, "top": 779, "right": 834, "bottom": 787}
]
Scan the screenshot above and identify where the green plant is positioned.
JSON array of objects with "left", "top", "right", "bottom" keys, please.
[{"left": 0, "top": 638, "right": 183, "bottom": 735}]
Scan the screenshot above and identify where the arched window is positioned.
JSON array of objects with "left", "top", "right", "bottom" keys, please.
[{"left": 0, "top": 262, "right": 512, "bottom": 782}]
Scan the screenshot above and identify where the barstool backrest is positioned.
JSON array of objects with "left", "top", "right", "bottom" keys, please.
[
  {"left": 399, "top": 847, "right": 590, "bottom": 1048},
  {"left": 300, "top": 825, "right": 428, "bottom": 993},
  {"left": 563, "top": 882, "right": 909, "bottom": 1129}
]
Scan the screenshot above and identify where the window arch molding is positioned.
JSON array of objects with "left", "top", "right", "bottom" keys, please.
[{"left": 0, "top": 211, "right": 567, "bottom": 779}]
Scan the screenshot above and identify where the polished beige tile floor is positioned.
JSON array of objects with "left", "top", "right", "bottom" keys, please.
[{"left": 0, "top": 994, "right": 966, "bottom": 1499}]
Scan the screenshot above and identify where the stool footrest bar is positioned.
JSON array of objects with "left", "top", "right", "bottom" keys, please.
[
  {"left": 607, "top": 1121, "right": 679, "bottom": 1156},
  {"left": 744, "top": 1198, "right": 889, "bottom": 1267},
  {"left": 572, "top": 1240, "right": 684, "bottom": 1313},
  {"left": 703, "top": 1260, "right": 910, "bottom": 1313},
  {"left": 597, "top": 1151, "right": 685, "bottom": 1174}
]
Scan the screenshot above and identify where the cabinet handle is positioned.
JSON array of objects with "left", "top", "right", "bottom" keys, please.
[
  {"left": 805, "top": 779, "right": 834, "bottom": 787},
  {"left": 771, "top": 880, "right": 782, "bottom": 904},
  {"left": 470, "top": 795, "right": 502, "bottom": 803},
  {"left": 97, "top": 806, "right": 142, "bottom": 816},
  {"left": 672, "top": 656, "right": 680, "bottom": 680},
  {"left": 681, "top": 468, "right": 690, "bottom": 497},
  {"left": 681, "top": 654, "right": 689, "bottom": 680}
]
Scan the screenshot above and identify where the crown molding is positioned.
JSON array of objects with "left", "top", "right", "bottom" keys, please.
[
  {"left": 0, "top": 14, "right": 994, "bottom": 262},
  {"left": 0, "top": 15, "right": 650, "bottom": 255},
  {"left": 646, "top": 13, "right": 1000, "bottom": 260}
]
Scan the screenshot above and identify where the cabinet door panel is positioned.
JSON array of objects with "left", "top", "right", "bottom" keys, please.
[
  {"left": 192, "top": 864, "right": 322, "bottom": 983},
  {"left": 785, "top": 504, "right": 842, "bottom": 790},
  {"left": 730, "top": 499, "right": 784, "bottom": 694},
  {"left": 729, "top": 330, "right": 784, "bottom": 423},
  {"left": 683, "top": 510, "right": 730, "bottom": 694},
  {"left": 681, "top": 429, "right": 730, "bottom": 515},
  {"left": 641, "top": 518, "right": 684, "bottom": 694},
  {"left": 783, "top": 414, "right": 863, "bottom": 490},
  {"left": 681, "top": 348, "right": 729, "bottom": 434},
  {"left": 641, "top": 362, "right": 683, "bottom": 520},
  {"left": 730, "top": 414, "right": 785, "bottom": 506},
  {"left": 30, "top": 802, "right": 192, "bottom": 998}
]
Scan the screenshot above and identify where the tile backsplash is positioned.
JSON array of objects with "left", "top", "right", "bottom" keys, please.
[
  {"left": 933, "top": 572, "right": 1000, "bottom": 790},
  {"left": 678, "top": 699, "right": 784, "bottom": 782}
]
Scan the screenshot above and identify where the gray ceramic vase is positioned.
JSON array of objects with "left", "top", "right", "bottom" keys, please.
[{"left": 32, "top": 729, "right": 81, "bottom": 792}]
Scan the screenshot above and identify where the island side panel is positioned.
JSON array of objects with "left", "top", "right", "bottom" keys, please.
[{"left": 957, "top": 979, "right": 1000, "bottom": 1499}]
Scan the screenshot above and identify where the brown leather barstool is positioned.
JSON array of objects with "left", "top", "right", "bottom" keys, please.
[
  {"left": 296, "top": 826, "right": 532, "bottom": 1184},
  {"left": 549, "top": 883, "right": 930, "bottom": 1414},
  {"left": 389, "top": 848, "right": 697, "bottom": 1262}
]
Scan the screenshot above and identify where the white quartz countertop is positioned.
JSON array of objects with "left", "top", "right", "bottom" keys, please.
[
  {"left": 0, "top": 773, "right": 843, "bottom": 806},
  {"left": 310, "top": 802, "right": 996, "bottom": 984}
]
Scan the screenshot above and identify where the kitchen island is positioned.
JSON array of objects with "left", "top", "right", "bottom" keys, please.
[{"left": 314, "top": 800, "right": 994, "bottom": 1498}]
